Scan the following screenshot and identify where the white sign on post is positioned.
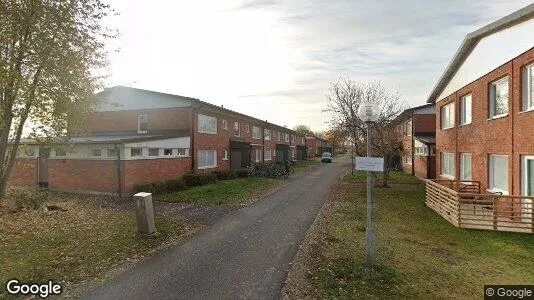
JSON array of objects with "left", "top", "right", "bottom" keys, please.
[{"left": 355, "top": 157, "right": 384, "bottom": 172}]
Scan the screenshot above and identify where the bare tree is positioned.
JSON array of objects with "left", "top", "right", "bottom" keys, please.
[
  {"left": 293, "top": 125, "right": 315, "bottom": 137},
  {"left": 326, "top": 78, "right": 405, "bottom": 187}
]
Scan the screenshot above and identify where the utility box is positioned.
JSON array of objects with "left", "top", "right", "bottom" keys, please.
[{"left": 134, "top": 192, "right": 156, "bottom": 235}]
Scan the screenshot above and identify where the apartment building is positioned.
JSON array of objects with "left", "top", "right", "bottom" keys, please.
[
  {"left": 428, "top": 4, "right": 534, "bottom": 200},
  {"left": 9, "top": 86, "right": 307, "bottom": 195},
  {"left": 306, "top": 136, "right": 332, "bottom": 159},
  {"left": 394, "top": 104, "right": 436, "bottom": 179}
]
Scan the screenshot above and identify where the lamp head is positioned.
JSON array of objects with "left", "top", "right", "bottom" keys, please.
[{"left": 357, "top": 102, "right": 379, "bottom": 123}]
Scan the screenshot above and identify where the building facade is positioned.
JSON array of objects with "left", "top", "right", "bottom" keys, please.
[{"left": 305, "top": 136, "right": 332, "bottom": 159}]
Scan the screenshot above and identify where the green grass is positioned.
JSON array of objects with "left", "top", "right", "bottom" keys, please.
[
  {"left": 0, "top": 200, "right": 196, "bottom": 295},
  {"left": 294, "top": 158, "right": 322, "bottom": 173},
  {"left": 155, "top": 178, "right": 285, "bottom": 205},
  {"left": 316, "top": 179, "right": 534, "bottom": 299},
  {"left": 343, "top": 170, "right": 422, "bottom": 185}
]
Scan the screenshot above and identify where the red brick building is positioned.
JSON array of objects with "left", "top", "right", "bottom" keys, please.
[
  {"left": 9, "top": 86, "right": 307, "bottom": 195},
  {"left": 428, "top": 4, "right": 534, "bottom": 207},
  {"left": 306, "top": 136, "right": 332, "bottom": 159},
  {"left": 394, "top": 104, "right": 436, "bottom": 179}
]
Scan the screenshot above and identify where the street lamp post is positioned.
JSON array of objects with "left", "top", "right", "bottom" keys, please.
[{"left": 357, "top": 102, "right": 379, "bottom": 270}]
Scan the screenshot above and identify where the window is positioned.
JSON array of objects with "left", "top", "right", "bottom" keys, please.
[
  {"left": 489, "top": 77, "right": 509, "bottom": 118},
  {"left": 130, "top": 148, "right": 142, "bottom": 157},
  {"left": 441, "top": 152, "right": 455, "bottom": 178},
  {"left": 460, "top": 94, "right": 472, "bottom": 125},
  {"left": 291, "top": 135, "right": 295, "bottom": 144},
  {"left": 277, "top": 132, "right": 281, "bottom": 141},
  {"left": 138, "top": 114, "right": 148, "bottom": 133},
  {"left": 222, "top": 119, "right": 228, "bottom": 130},
  {"left": 148, "top": 148, "right": 159, "bottom": 156},
  {"left": 251, "top": 148, "right": 261, "bottom": 162},
  {"left": 523, "top": 63, "right": 534, "bottom": 111},
  {"left": 441, "top": 102, "right": 455, "bottom": 129},
  {"left": 198, "top": 150, "right": 217, "bottom": 169},
  {"left": 264, "top": 148, "right": 271, "bottom": 161},
  {"left": 460, "top": 153, "right": 472, "bottom": 181},
  {"left": 405, "top": 120, "right": 412, "bottom": 136},
  {"left": 406, "top": 152, "right": 412, "bottom": 164},
  {"left": 177, "top": 148, "right": 187, "bottom": 156},
  {"left": 489, "top": 155, "right": 508, "bottom": 194},
  {"left": 245, "top": 124, "right": 250, "bottom": 133},
  {"left": 290, "top": 148, "right": 295, "bottom": 158},
  {"left": 234, "top": 121, "right": 240, "bottom": 136},
  {"left": 18, "top": 146, "right": 34, "bottom": 157},
  {"left": 223, "top": 150, "right": 228, "bottom": 160},
  {"left": 198, "top": 114, "right": 217, "bottom": 134},
  {"left": 252, "top": 126, "right": 261, "bottom": 139},
  {"left": 55, "top": 149, "right": 67, "bottom": 157},
  {"left": 163, "top": 149, "right": 173, "bottom": 156},
  {"left": 90, "top": 149, "right": 102, "bottom": 157},
  {"left": 264, "top": 129, "right": 271, "bottom": 140},
  {"left": 285, "top": 133, "right": 289, "bottom": 142},
  {"left": 107, "top": 148, "right": 118, "bottom": 157}
]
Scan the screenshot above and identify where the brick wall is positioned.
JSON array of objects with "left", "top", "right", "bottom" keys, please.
[
  {"left": 9, "top": 159, "right": 37, "bottom": 186},
  {"left": 436, "top": 47, "right": 534, "bottom": 195},
  {"left": 123, "top": 158, "right": 192, "bottom": 192},
  {"left": 84, "top": 107, "right": 191, "bottom": 133},
  {"left": 414, "top": 155, "right": 428, "bottom": 178},
  {"left": 414, "top": 114, "right": 436, "bottom": 133},
  {"left": 49, "top": 159, "right": 119, "bottom": 194}
]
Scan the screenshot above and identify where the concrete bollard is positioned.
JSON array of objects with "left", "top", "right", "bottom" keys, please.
[{"left": 133, "top": 192, "right": 156, "bottom": 235}]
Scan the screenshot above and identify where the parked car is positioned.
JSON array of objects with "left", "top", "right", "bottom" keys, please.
[{"left": 321, "top": 152, "right": 332, "bottom": 163}]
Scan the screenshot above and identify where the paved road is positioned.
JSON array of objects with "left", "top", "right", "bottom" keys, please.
[{"left": 83, "top": 158, "right": 348, "bottom": 300}]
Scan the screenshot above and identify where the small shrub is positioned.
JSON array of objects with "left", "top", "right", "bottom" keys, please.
[
  {"left": 250, "top": 163, "right": 285, "bottom": 178},
  {"left": 7, "top": 186, "right": 48, "bottom": 210},
  {"left": 234, "top": 168, "right": 250, "bottom": 178},
  {"left": 211, "top": 170, "right": 237, "bottom": 180},
  {"left": 133, "top": 179, "right": 186, "bottom": 195},
  {"left": 183, "top": 173, "right": 216, "bottom": 187}
]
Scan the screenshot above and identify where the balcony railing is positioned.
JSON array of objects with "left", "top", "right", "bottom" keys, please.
[{"left": 425, "top": 180, "right": 533, "bottom": 234}]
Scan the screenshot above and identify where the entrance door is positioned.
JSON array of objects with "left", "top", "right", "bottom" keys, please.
[
  {"left": 230, "top": 151, "right": 242, "bottom": 170},
  {"left": 38, "top": 148, "right": 50, "bottom": 188},
  {"left": 522, "top": 156, "right": 534, "bottom": 222}
]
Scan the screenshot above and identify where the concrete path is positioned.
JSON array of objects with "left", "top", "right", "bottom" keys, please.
[{"left": 83, "top": 158, "right": 348, "bottom": 300}]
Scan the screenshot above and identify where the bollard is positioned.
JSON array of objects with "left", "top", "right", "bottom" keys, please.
[{"left": 133, "top": 192, "right": 156, "bottom": 235}]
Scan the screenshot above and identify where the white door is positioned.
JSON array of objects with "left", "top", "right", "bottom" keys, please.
[{"left": 522, "top": 156, "right": 534, "bottom": 222}]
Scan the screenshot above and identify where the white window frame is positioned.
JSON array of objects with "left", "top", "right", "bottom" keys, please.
[
  {"left": 522, "top": 63, "right": 534, "bottom": 112},
  {"left": 198, "top": 114, "right": 217, "bottom": 134},
  {"left": 406, "top": 120, "right": 412, "bottom": 136},
  {"left": 130, "top": 148, "right": 142, "bottom": 158},
  {"left": 223, "top": 150, "right": 228, "bottom": 160},
  {"left": 285, "top": 133, "right": 289, "bottom": 142},
  {"left": 148, "top": 148, "right": 160, "bottom": 157},
  {"left": 489, "top": 77, "right": 509, "bottom": 119},
  {"left": 277, "top": 132, "right": 281, "bottom": 142},
  {"left": 222, "top": 119, "right": 228, "bottom": 130},
  {"left": 252, "top": 126, "right": 261, "bottom": 139},
  {"left": 245, "top": 124, "right": 250, "bottom": 133},
  {"left": 406, "top": 151, "right": 412, "bottom": 165},
  {"left": 198, "top": 150, "right": 217, "bottom": 169},
  {"left": 441, "top": 102, "right": 455, "bottom": 130},
  {"left": 460, "top": 94, "right": 472, "bottom": 126},
  {"left": 234, "top": 121, "right": 240, "bottom": 137},
  {"left": 138, "top": 114, "right": 148, "bottom": 134},
  {"left": 177, "top": 148, "right": 188, "bottom": 157},
  {"left": 460, "top": 153, "right": 472, "bottom": 181},
  {"left": 264, "top": 129, "right": 271, "bottom": 140},
  {"left": 488, "top": 154, "right": 509, "bottom": 195},
  {"left": 107, "top": 148, "right": 118, "bottom": 158},
  {"left": 264, "top": 148, "right": 271, "bottom": 161},
  {"left": 521, "top": 155, "right": 534, "bottom": 221},
  {"left": 441, "top": 152, "right": 455, "bottom": 179},
  {"left": 90, "top": 148, "right": 103, "bottom": 158},
  {"left": 55, "top": 148, "right": 67, "bottom": 157},
  {"left": 163, "top": 148, "right": 173, "bottom": 156},
  {"left": 252, "top": 148, "right": 261, "bottom": 163}
]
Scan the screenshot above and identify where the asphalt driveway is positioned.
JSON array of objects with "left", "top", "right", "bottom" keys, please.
[{"left": 83, "top": 157, "right": 348, "bottom": 300}]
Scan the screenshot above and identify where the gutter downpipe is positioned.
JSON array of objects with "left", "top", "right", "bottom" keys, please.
[{"left": 115, "top": 143, "right": 122, "bottom": 197}]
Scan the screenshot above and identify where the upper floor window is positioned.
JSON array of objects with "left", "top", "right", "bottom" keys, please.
[
  {"left": 148, "top": 148, "right": 159, "bottom": 156},
  {"left": 405, "top": 120, "right": 412, "bottom": 136},
  {"left": 441, "top": 102, "right": 455, "bottom": 130},
  {"left": 285, "top": 133, "right": 289, "bottom": 142},
  {"left": 55, "top": 149, "right": 67, "bottom": 157},
  {"left": 107, "top": 148, "right": 118, "bottom": 157},
  {"left": 252, "top": 126, "right": 261, "bottom": 139},
  {"left": 245, "top": 124, "right": 250, "bottom": 133},
  {"left": 277, "top": 132, "right": 281, "bottom": 141},
  {"left": 264, "top": 129, "right": 271, "bottom": 140},
  {"left": 291, "top": 135, "right": 295, "bottom": 144},
  {"left": 90, "top": 148, "right": 102, "bottom": 157},
  {"left": 523, "top": 63, "right": 534, "bottom": 112},
  {"left": 130, "top": 148, "right": 142, "bottom": 157},
  {"left": 198, "top": 114, "right": 217, "bottom": 134},
  {"left": 138, "top": 114, "right": 148, "bottom": 133},
  {"left": 489, "top": 77, "right": 509, "bottom": 119},
  {"left": 460, "top": 94, "right": 472, "bottom": 125},
  {"left": 222, "top": 119, "right": 228, "bottom": 130},
  {"left": 234, "top": 121, "right": 240, "bottom": 136}
]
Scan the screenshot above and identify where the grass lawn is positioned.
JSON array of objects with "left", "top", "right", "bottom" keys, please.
[
  {"left": 0, "top": 197, "right": 198, "bottom": 296},
  {"left": 155, "top": 177, "right": 286, "bottom": 205},
  {"left": 304, "top": 175, "right": 534, "bottom": 299},
  {"left": 344, "top": 170, "right": 422, "bottom": 185},
  {"left": 294, "top": 158, "right": 322, "bottom": 173}
]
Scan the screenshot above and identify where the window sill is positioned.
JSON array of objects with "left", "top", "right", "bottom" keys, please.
[
  {"left": 198, "top": 131, "right": 217, "bottom": 135},
  {"left": 222, "top": 158, "right": 228, "bottom": 161},
  {"left": 459, "top": 122, "right": 472, "bottom": 127},
  {"left": 440, "top": 174, "right": 455, "bottom": 180},
  {"left": 137, "top": 131, "right": 148, "bottom": 134},
  {"left": 486, "top": 188, "right": 509, "bottom": 196},
  {"left": 441, "top": 126, "right": 454, "bottom": 131},
  {"left": 487, "top": 113, "right": 508, "bottom": 121},
  {"left": 198, "top": 165, "right": 217, "bottom": 170},
  {"left": 519, "top": 107, "right": 534, "bottom": 114}
]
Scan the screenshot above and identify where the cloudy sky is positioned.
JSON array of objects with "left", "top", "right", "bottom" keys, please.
[{"left": 106, "top": 0, "right": 532, "bottom": 132}]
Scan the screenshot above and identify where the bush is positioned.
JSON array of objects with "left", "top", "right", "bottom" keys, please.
[
  {"left": 183, "top": 173, "right": 216, "bottom": 187},
  {"left": 133, "top": 179, "right": 186, "bottom": 195},
  {"left": 211, "top": 170, "right": 237, "bottom": 181},
  {"left": 7, "top": 186, "right": 48, "bottom": 210},
  {"left": 249, "top": 163, "right": 286, "bottom": 178},
  {"left": 234, "top": 168, "right": 250, "bottom": 178}
]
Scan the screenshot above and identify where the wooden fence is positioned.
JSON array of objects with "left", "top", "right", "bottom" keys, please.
[{"left": 425, "top": 180, "right": 533, "bottom": 234}]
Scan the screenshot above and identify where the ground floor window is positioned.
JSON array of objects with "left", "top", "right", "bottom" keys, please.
[
  {"left": 522, "top": 155, "right": 534, "bottom": 221},
  {"left": 460, "top": 153, "right": 472, "bottom": 181},
  {"left": 223, "top": 150, "right": 228, "bottom": 160},
  {"left": 488, "top": 154, "right": 508, "bottom": 194},
  {"left": 198, "top": 150, "right": 217, "bottom": 169},
  {"left": 264, "top": 148, "right": 271, "bottom": 161},
  {"left": 441, "top": 152, "right": 455, "bottom": 178},
  {"left": 406, "top": 152, "right": 412, "bottom": 165},
  {"left": 251, "top": 148, "right": 262, "bottom": 163}
]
